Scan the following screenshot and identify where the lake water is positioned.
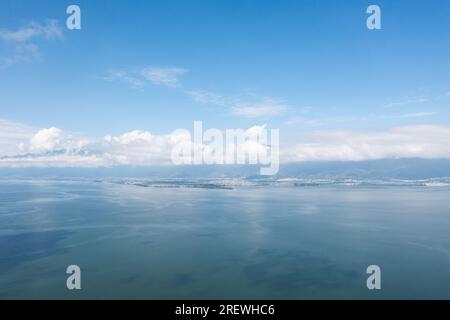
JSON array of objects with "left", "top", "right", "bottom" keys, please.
[{"left": 1, "top": 178, "right": 450, "bottom": 299}]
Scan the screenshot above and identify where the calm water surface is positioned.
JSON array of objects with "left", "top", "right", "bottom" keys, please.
[{"left": 1, "top": 179, "right": 450, "bottom": 299}]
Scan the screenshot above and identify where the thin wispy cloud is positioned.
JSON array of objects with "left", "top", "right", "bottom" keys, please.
[
  {"left": 138, "top": 67, "right": 187, "bottom": 87},
  {"left": 286, "top": 111, "right": 437, "bottom": 128},
  {"left": 299, "top": 106, "right": 313, "bottom": 113},
  {"left": 0, "top": 20, "right": 62, "bottom": 42},
  {"left": 0, "top": 119, "right": 37, "bottom": 156},
  {"left": 103, "top": 67, "right": 290, "bottom": 120},
  {"left": 0, "top": 19, "right": 63, "bottom": 67},
  {"left": 285, "top": 117, "right": 323, "bottom": 127},
  {"left": 285, "top": 115, "right": 367, "bottom": 127},
  {"left": 186, "top": 89, "right": 288, "bottom": 119},
  {"left": 231, "top": 97, "right": 288, "bottom": 118},
  {"left": 187, "top": 90, "right": 225, "bottom": 105},
  {"left": 104, "top": 66, "right": 187, "bottom": 89},
  {"left": 384, "top": 97, "right": 429, "bottom": 108},
  {"left": 188, "top": 90, "right": 291, "bottom": 119},
  {"left": 187, "top": 88, "right": 291, "bottom": 119},
  {"left": 103, "top": 70, "right": 145, "bottom": 90},
  {"left": 391, "top": 112, "right": 437, "bottom": 119}
]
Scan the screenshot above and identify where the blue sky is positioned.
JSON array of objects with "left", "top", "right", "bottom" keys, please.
[{"left": 0, "top": 0, "right": 449, "bottom": 167}]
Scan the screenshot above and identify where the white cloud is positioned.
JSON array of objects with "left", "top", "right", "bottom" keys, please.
[
  {"left": 99, "top": 129, "right": 192, "bottom": 165},
  {"left": 285, "top": 112, "right": 437, "bottom": 127},
  {"left": 139, "top": 67, "right": 187, "bottom": 87},
  {"left": 187, "top": 90, "right": 290, "bottom": 120},
  {"left": 103, "top": 70, "right": 145, "bottom": 89},
  {"left": 0, "top": 119, "right": 37, "bottom": 156},
  {"left": 384, "top": 97, "right": 429, "bottom": 108},
  {"left": 0, "top": 20, "right": 63, "bottom": 67},
  {"left": 285, "top": 115, "right": 367, "bottom": 127},
  {"left": 0, "top": 154, "right": 107, "bottom": 168},
  {"left": 102, "top": 67, "right": 289, "bottom": 121},
  {"left": 0, "top": 118, "right": 35, "bottom": 139},
  {"left": 2, "top": 120, "right": 450, "bottom": 167},
  {"left": 102, "top": 66, "right": 291, "bottom": 121},
  {"left": 0, "top": 20, "right": 62, "bottom": 42},
  {"left": 23, "top": 127, "right": 89, "bottom": 153},
  {"left": 0, "top": 123, "right": 192, "bottom": 167},
  {"left": 187, "top": 90, "right": 225, "bottom": 105},
  {"left": 299, "top": 106, "right": 313, "bottom": 113},
  {"left": 104, "top": 67, "right": 187, "bottom": 89},
  {"left": 283, "top": 125, "right": 450, "bottom": 162},
  {"left": 391, "top": 112, "right": 437, "bottom": 119},
  {"left": 231, "top": 97, "right": 288, "bottom": 118},
  {"left": 284, "top": 117, "right": 324, "bottom": 127},
  {"left": 28, "top": 127, "right": 62, "bottom": 152}
]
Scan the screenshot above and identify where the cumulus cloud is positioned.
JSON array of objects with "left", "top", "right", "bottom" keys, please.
[
  {"left": 0, "top": 124, "right": 192, "bottom": 167},
  {"left": 100, "top": 129, "right": 191, "bottom": 165},
  {"left": 0, "top": 123, "right": 93, "bottom": 167},
  {"left": 28, "top": 127, "right": 62, "bottom": 152},
  {"left": 0, "top": 122, "right": 273, "bottom": 167},
  {"left": 22, "top": 127, "right": 89, "bottom": 153},
  {"left": 2, "top": 120, "right": 450, "bottom": 167}
]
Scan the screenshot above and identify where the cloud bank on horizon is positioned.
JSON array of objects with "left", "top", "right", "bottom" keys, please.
[{"left": 1, "top": 118, "right": 450, "bottom": 168}]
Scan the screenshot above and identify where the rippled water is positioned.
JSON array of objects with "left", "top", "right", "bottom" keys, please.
[{"left": 1, "top": 179, "right": 450, "bottom": 299}]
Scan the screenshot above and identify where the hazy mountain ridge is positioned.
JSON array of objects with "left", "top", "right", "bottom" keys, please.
[{"left": 1, "top": 159, "right": 450, "bottom": 181}]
